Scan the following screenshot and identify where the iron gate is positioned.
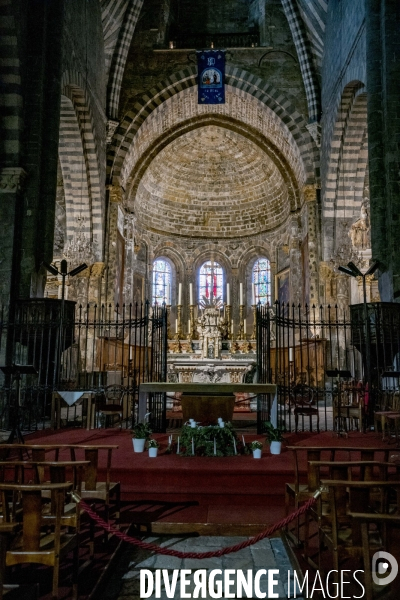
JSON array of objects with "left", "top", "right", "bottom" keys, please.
[{"left": 0, "top": 301, "right": 168, "bottom": 433}]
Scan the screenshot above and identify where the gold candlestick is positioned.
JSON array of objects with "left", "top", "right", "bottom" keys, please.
[
  {"left": 238, "top": 305, "right": 245, "bottom": 340},
  {"left": 252, "top": 304, "right": 257, "bottom": 339},
  {"left": 189, "top": 304, "right": 197, "bottom": 339},
  {"left": 176, "top": 304, "right": 183, "bottom": 339},
  {"left": 225, "top": 304, "right": 232, "bottom": 339}
]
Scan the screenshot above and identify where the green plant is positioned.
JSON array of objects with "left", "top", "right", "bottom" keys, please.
[
  {"left": 147, "top": 438, "right": 159, "bottom": 449},
  {"left": 131, "top": 421, "right": 152, "bottom": 440},
  {"left": 264, "top": 421, "right": 285, "bottom": 443},
  {"left": 250, "top": 440, "right": 263, "bottom": 450},
  {"left": 179, "top": 422, "right": 240, "bottom": 457}
]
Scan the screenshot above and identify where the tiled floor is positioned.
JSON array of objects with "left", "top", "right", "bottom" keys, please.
[{"left": 102, "top": 534, "right": 304, "bottom": 599}]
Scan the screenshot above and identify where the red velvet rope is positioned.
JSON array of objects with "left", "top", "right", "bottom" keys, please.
[{"left": 79, "top": 496, "right": 316, "bottom": 559}]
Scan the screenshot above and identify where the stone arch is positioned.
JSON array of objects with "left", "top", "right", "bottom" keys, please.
[
  {"left": 59, "top": 73, "right": 105, "bottom": 257},
  {"left": 107, "top": 66, "right": 317, "bottom": 186},
  {"left": 281, "top": 0, "right": 321, "bottom": 123},
  {"left": 105, "top": 0, "right": 144, "bottom": 118},
  {"left": 322, "top": 82, "right": 368, "bottom": 260}
]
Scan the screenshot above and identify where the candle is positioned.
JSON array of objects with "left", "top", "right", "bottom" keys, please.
[
  {"left": 244, "top": 319, "right": 247, "bottom": 334},
  {"left": 189, "top": 283, "right": 193, "bottom": 305},
  {"left": 178, "top": 283, "right": 182, "bottom": 305},
  {"left": 192, "top": 438, "right": 195, "bottom": 455},
  {"left": 231, "top": 319, "right": 234, "bottom": 335},
  {"left": 166, "top": 284, "right": 171, "bottom": 305},
  {"left": 233, "top": 437, "right": 237, "bottom": 455},
  {"left": 227, "top": 283, "right": 230, "bottom": 305},
  {"left": 252, "top": 284, "right": 256, "bottom": 305},
  {"left": 240, "top": 283, "right": 243, "bottom": 305},
  {"left": 214, "top": 438, "right": 216, "bottom": 455},
  {"left": 289, "top": 347, "right": 294, "bottom": 362},
  {"left": 177, "top": 436, "right": 180, "bottom": 454},
  {"left": 188, "top": 319, "right": 191, "bottom": 333},
  {"left": 175, "top": 318, "right": 178, "bottom": 334}
]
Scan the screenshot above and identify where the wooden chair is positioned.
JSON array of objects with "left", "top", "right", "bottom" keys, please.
[
  {"left": 285, "top": 446, "right": 392, "bottom": 546},
  {"left": 285, "top": 446, "right": 334, "bottom": 545},
  {"left": 318, "top": 479, "right": 400, "bottom": 597},
  {"left": 0, "top": 482, "right": 79, "bottom": 600},
  {"left": 349, "top": 511, "right": 400, "bottom": 600},
  {"left": 303, "top": 460, "right": 400, "bottom": 566},
  {"left": 95, "top": 384, "right": 125, "bottom": 428},
  {"left": 68, "top": 445, "right": 120, "bottom": 541},
  {"left": 374, "top": 391, "right": 400, "bottom": 440},
  {"left": 291, "top": 385, "right": 320, "bottom": 433},
  {"left": 333, "top": 381, "right": 366, "bottom": 433}
]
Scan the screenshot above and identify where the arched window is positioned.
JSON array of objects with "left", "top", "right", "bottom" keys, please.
[
  {"left": 152, "top": 259, "right": 171, "bottom": 304},
  {"left": 198, "top": 261, "right": 223, "bottom": 303},
  {"left": 252, "top": 258, "right": 271, "bottom": 305}
]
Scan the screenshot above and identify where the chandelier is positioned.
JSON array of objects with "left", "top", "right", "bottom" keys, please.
[{"left": 63, "top": 216, "right": 94, "bottom": 267}]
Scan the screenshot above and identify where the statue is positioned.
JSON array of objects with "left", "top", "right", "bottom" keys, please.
[
  {"left": 349, "top": 204, "right": 370, "bottom": 249},
  {"left": 196, "top": 296, "right": 226, "bottom": 359}
]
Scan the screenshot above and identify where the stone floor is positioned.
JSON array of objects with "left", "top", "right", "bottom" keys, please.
[{"left": 102, "top": 534, "right": 304, "bottom": 599}]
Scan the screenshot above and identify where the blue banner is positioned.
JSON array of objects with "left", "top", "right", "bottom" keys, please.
[{"left": 197, "top": 50, "right": 225, "bottom": 104}]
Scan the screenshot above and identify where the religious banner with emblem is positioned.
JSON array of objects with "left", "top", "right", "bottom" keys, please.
[{"left": 197, "top": 50, "right": 225, "bottom": 104}]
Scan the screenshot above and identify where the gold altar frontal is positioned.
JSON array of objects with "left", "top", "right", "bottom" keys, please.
[{"left": 180, "top": 393, "right": 235, "bottom": 422}]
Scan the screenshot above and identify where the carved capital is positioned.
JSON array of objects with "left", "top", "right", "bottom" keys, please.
[
  {"left": 106, "top": 119, "right": 119, "bottom": 145},
  {"left": 0, "top": 168, "right": 27, "bottom": 194},
  {"left": 90, "top": 262, "right": 105, "bottom": 278},
  {"left": 319, "top": 261, "right": 334, "bottom": 281},
  {"left": 306, "top": 121, "right": 321, "bottom": 147},
  {"left": 106, "top": 184, "right": 123, "bottom": 204},
  {"left": 303, "top": 184, "right": 317, "bottom": 203}
]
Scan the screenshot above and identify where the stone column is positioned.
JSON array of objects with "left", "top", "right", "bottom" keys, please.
[
  {"left": 303, "top": 185, "right": 319, "bottom": 306},
  {"left": 289, "top": 217, "right": 302, "bottom": 306},
  {"left": 88, "top": 262, "right": 105, "bottom": 305},
  {"left": 105, "top": 184, "right": 124, "bottom": 307},
  {"left": 0, "top": 168, "right": 27, "bottom": 314},
  {"left": 366, "top": 0, "right": 400, "bottom": 300}
]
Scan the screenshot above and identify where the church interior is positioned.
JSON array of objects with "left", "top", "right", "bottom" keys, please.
[{"left": 1, "top": 0, "right": 400, "bottom": 598}]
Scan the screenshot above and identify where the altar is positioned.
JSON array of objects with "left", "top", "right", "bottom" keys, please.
[
  {"left": 138, "top": 383, "right": 277, "bottom": 425},
  {"left": 167, "top": 297, "right": 258, "bottom": 412}
]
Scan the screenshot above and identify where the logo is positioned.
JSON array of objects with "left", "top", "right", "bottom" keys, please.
[{"left": 372, "top": 551, "right": 398, "bottom": 586}]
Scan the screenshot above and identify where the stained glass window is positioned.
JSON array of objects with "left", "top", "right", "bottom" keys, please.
[
  {"left": 252, "top": 258, "right": 271, "bottom": 305},
  {"left": 152, "top": 259, "right": 171, "bottom": 305},
  {"left": 199, "top": 261, "right": 223, "bottom": 303}
]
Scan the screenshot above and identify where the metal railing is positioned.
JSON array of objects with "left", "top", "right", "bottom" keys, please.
[
  {"left": 256, "top": 302, "right": 400, "bottom": 432},
  {"left": 0, "top": 302, "right": 167, "bottom": 433}
]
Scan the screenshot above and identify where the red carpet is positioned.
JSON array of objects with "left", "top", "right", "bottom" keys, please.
[{"left": 24, "top": 427, "right": 394, "bottom": 529}]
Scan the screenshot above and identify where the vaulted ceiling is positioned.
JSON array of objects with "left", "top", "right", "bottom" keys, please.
[
  {"left": 100, "top": 0, "right": 329, "bottom": 121},
  {"left": 134, "top": 125, "right": 290, "bottom": 238}
]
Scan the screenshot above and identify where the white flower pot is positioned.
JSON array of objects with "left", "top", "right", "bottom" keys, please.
[
  {"left": 252, "top": 448, "right": 262, "bottom": 459},
  {"left": 270, "top": 441, "right": 282, "bottom": 455},
  {"left": 148, "top": 447, "right": 158, "bottom": 458},
  {"left": 133, "top": 438, "right": 146, "bottom": 453}
]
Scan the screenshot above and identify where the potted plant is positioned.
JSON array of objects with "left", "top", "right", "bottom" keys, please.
[
  {"left": 250, "top": 440, "right": 263, "bottom": 459},
  {"left": 131, "top": 421, "right": 152, "bottom": 453},
  {"left": 264, "top": 421, "right": 285, "bottom": 455},
  {"left": 147, "top": 438, "right": 159, "bottom": 458}
]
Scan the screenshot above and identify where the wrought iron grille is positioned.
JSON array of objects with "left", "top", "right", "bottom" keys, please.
[
  {"left": 256, "top": 302, "right": 400, "bottom": 433},
  {"left": 0, "top": 302, "right": 167, "bottom": 433}
]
